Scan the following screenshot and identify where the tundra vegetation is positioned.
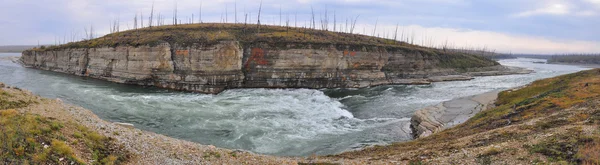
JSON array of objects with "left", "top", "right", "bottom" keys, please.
[
  {"left": 324, "top": 69, "right": 600, "bottom": 164},
  {"left": 34, "top": 1, "right": 501, "bottom": 68},
  {"left": 0, "top": 85, "right": 130, "bottom": 164},
  {"left": 30, "top": 23, "right": 497, "bottom": 71}
]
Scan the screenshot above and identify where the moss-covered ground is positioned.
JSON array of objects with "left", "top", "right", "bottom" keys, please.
[{"left": 0, "top": 86, "right": 129, "bottom": 164}]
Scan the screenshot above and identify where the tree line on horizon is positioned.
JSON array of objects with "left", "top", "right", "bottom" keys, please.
[{"left": 548, "top": 54, "right": 600, "bottom": 64}]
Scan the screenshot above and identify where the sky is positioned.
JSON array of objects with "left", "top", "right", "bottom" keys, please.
[{"left": 1, "top": 0, "right": 599, "bottom": 54}]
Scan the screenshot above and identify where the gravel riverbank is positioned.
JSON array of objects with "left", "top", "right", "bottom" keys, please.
[{"left": 2, "top": 83, "right": 298, "bottom": 164}]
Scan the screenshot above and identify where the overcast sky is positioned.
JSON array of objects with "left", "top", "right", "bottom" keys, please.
[{"left": 1, "top": 0, "right": 599, "bottom": 54}]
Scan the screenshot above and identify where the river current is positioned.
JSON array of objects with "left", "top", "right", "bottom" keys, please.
[{"left": 0, "top": 53, "right": 588, "bottom": 156}]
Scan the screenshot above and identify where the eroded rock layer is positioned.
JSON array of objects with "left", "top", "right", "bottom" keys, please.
[{"left": 20, "top": 41, "right": 519, "bottom": 94}]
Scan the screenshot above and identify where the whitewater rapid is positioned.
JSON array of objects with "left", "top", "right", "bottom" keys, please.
[{"left": 0, "top": 54, "right": 588, "bottom": 156}]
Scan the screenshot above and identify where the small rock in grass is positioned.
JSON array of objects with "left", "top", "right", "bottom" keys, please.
[{"left": 208, "top": 145, "right": 216, "bottom": 150}]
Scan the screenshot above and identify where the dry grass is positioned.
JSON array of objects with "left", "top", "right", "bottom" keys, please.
[
  {"left": 28, "top": 23, "right": 498, "bottom": 70},
  {"left": 578, "top": 140, "right": 600, "bottom": 165},
  {"left": 0, "top": 87, "right": 130, "bottom": 164},
  {"left": 41, "top": 23, "right": 411, "bottom": 49},
  {"left": 325, "top": 69, "right": 600, "bottom": 164}
]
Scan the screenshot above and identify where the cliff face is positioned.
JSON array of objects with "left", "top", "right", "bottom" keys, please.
[
  {"left": 410, "top": 90, "right": 500, "bottom": 138},
  {"left": 21, "top": 41, "right": 505, "bottom": 94}
]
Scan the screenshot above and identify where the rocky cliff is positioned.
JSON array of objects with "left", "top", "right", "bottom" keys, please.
[
  {"left": 20, "top": 23, "right": 520, "bottom": 94},
  {"left": 411, "top": 90, "right": 500, "bottom": 138}
]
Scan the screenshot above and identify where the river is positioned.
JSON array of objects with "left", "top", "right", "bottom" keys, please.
[{"left": 0, "top": 53, "right": 588, "bottom": 156}]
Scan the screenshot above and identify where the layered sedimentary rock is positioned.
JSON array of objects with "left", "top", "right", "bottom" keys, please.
[
  {"left": 411, "top": 91, "right": 500, "bottom": 138},
  {"left": 21, "top": 42, "right": 244, "bottom": 93},
  {"left": 20, "top": 41, "right": 524, "bottom": 94}
]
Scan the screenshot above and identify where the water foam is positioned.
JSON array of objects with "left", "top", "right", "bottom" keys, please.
[{"left": 0, "top": 54, "right": 590, "bottom": 157}]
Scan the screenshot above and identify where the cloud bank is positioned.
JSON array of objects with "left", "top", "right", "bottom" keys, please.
[{"left": 0, "top": 0, "right": 598, "bottom": 54}]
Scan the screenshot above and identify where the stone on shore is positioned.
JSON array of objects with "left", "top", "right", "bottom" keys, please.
[{"left": 114, "top": 122, "right": 135, "bottom": 129}]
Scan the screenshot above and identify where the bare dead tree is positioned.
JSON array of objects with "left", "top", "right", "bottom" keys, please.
[
  {"left": 350, "top": 15, "right": 359, "bottom": 34},
  {"left": 311, "top": 6, "right": 315, "bottom": 29},
  {"left": 401, "top": 27, "right": 405, "bottom": 43},
  {"left": 372, "top": 18, "right": 378, "bottom": 36},
  {"left": 286, "top": 13, "right": 290, "bottom": 30},
  {"left": 345, "top": 18, "right": 348, "bottom": 33},
  {"left": 157, "top": 12, "right": 162, "bottom": 26},
  {"left": 394, "top": 23, "right": 399, "bottom": 41},
  {"left": 324, "top": 7, "right": 329, "bottom": 31},
  {"left": 89, "top": 24, "right": 94, "bottom": 40},
  {"left": 235, "top": 0, "right": 238, "bottom": 23},
  {"left": 411, "top": 31, "right": 416, "bottom": 45},
  {"left": 117, "top": 16, "right": 120, "bottom": 32},
  {"left": 149, "top": 1, "right": 155, "bottom": 27},
  {"left": 319, "top": 12, "right": 323, "bottom": 30},
  {"left": 134, "top": 13, "right": 138, "bottom": 29},
  {"left": 333, "top": 10, "right": 336, "bottom": 32},
  {"left": 279, "top": 5, "right": 282, "bottom": 26},
  {"left": 443, "top": 38, "right": 449, "bottom": 52},
  {"left": 173, "top": 2, "right": 178, "bottom": 26},
  {"left": 199, "top": 2, "right": 203, "bottom": 23},
  {"left": 141, "top": 12, "right": 144, "bottom": 28},
  {"left": 257, "top": 0, "right": 263, "bottom": 33}
]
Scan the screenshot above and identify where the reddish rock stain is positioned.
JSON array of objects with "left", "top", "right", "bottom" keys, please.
[{"left": 245, "top": 48, "right": 269, "bottom": 71}]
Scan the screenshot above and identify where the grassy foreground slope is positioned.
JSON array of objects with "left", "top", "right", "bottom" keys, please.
[
  {"left": 323, "top": 69, "right": 600, "bottom": 164},
  {"left": 33, "top": 23, "right": 497, "bottom": 70},
  {"left": 0, "top": 84, "right": 129, "bottom": 164},
  {"left": 0, "top": 83, "right": 299, "bottom": 164}
]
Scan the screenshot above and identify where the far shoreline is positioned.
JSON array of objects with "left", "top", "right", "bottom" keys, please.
[{"left": 548, "top": 62, "right": 600, "bottom": 69}]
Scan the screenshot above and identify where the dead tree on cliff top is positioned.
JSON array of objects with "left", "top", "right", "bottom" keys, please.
[
  {"left": 257, "top": 0, "right": 263, "bottom": 34},
  {"left": 394, "top": 23, "right": 399, "bottom": 42},
  {"left": 83, "top": 24, "right": 94, "bottom": 40},
  {"left": 141, "top": 13, "right": 144, "bottom": 28},
  {"left": 173, "top": 2, "right": 178, "bottom": 26},
  {"left": 149, "top": 1, "right": 155, "bottom": 27},
  {"left": 134, "top": 13, "right": 138, "bottom": 29},
  {"left": 350, "top": 15, "right": 359, "bottom": 34},
  {"left": 226, "top": 4, "right": 228, "bottom": 23},
  {"left": 235, "top": 0, "right": 238, "bottom": 23},
  {"left": 311, "top": 6, "right": 316, "bottom": 29},
  {"left": 333, "top": 10, "right": 336, "bottom": 32},
  {"left": 198, "top": 2, "right": 203, "bottom": 23},
  {"left": 372, "top": 18, "right": 378, "bottom": 36}
]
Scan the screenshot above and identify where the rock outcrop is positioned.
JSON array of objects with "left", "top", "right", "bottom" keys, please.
[
  {"left": 19, "top": 24, "right": 533, "bottom": 94},
  {"left": 411, "top": 90, "right": 500, "bottom": 138},
  {"left": 20, "top": 41, "right": 530, "bottom": 94}
]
